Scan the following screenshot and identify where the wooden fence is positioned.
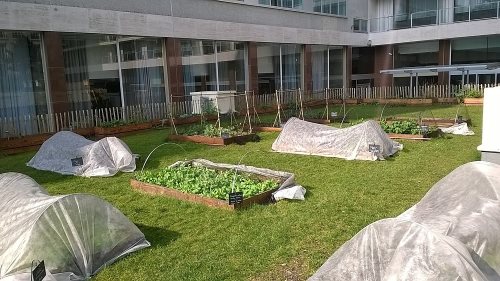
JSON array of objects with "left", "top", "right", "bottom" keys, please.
[{"left": 0, "top": 84, "right": 490, "bottom": 138}]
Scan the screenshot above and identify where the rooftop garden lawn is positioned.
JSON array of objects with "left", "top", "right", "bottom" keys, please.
[{"left": 0, "top": 104, "right": 482, "bottom": 281}]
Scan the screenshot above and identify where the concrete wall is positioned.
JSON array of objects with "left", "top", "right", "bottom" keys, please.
[
  {"left": 0, "top": 1, "right": 368, "bottom": 46},
  {"left": 369, "top": 18, "right": 500, "bottom": 45},
  {"left": 1, "top": 0, "right": 350, "bottom": 31}
]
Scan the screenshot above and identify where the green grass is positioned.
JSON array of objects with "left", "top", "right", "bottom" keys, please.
[{"left": 0, "top": 104, "right": 483, "bottom": 281}]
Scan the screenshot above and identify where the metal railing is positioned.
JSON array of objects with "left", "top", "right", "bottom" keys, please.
[{"left": 370, "top": 1, "right": 500, "bottom": 32}]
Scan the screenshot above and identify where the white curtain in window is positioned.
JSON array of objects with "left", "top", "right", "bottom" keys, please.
[
  {"left": 62, "top": 39, "right": 91, "bottom": 111},
  {"left": 0, "top": 34, "right": 37, "bottom": 135}
]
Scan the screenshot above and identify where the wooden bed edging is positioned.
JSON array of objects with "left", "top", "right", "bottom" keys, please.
[
  {"left": 167, "top": 133, "right": 258, "bottom": 145},
  {"left": 388, "top": 133, "right": 430, "bottom": 140},
  {"left": 131, "top": 179, "right": 278, "bottom": 210},
  {"left": 94, "top": 122, "right": 153, "bottom": 137}
]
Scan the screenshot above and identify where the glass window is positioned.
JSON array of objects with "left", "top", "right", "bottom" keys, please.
[
  {"left": 329, "top": 47, "right": 344, "bottom": 88},
  {"left": 181, "top": 39, "right": 247, "bottom": 96},
  {"left": 313, "top": 0, "right": 322, "bottom": 12},
  {"left": 216, "top": 41, "right": 246, "bottom": 92},
  {"left": 394, "top": 41, "right": 439, "bottom": 68},
  {"left": 62, "top": 34, "right": 120, "bottom": 110},
  {"left": 0, "top": 31, "right": 48, "bottom": 135},
  {"left": 257, "top": 43, "right": 302, "bottom": 94},
  {"left": 62, "top": 34, "right": 167, "bottom": 110},
  {"left": 311, "top": 45, "right": 329, "bottom": 91},
  {"left": 311, "top": 45, "right": 344, "bottom": 90},
  {"left": 181, "top": 39, "right": 217, "bottom": 95},
  {"left": 119, "top": 37, "right": 166, "bottom": 106},
  {"left": 451, "top": 35, "right": 500, "bottom": 64},
  {"left": 282, "top": 44, "right": 302, "bottom": 90},
  {"left": 257, "top": 43, "right": 281, "bottom": 95},
  {"left": 352, "top": 47, "right": 374, "bottom": 75}
]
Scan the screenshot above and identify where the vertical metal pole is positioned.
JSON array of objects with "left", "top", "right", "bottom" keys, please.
[
  {"left": 327, "top": 46, "right": 330, "bottom": 89},
  {"left": 467, "top": 70, "right": 470, "bottom": 84},
  {"left": 40, "top": 32, "right": 55, "bottom": 132},
  {"left": 416, "top": 73, "right": 419, "bottom": 97},
  {"left": 279, "top": 45, "right": 283, "bottom": 90},
  {"left": 461, "top": 70, "right": 465, "bottom": 86},
  {"left": 116, "top": 38, "right": 126, "bottom": 120},
  {"left": 410, "top": 13, "right": 413, "bottom": 28},
  {"left": 468, "top": 4, "right": 471, "bottom": 21},
  {"left": 409, "top": 73, "right": 413, "bottom": 98},
  {"left": 497, "top": 1, "right": 499, "bottom": 18},
  {"left": 214, "top": 41, "right": 220, "bottom": 91},
  {"left": 325, "top": 88, "right": 330, "bottom": 121}
]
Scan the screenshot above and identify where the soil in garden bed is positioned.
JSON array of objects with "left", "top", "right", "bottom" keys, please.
[
  {"left": 131, "top": 179, "right": 278, "bottom": 210},
  {"left": 167, "top": 133, "right": 259, "bottom": 145}
]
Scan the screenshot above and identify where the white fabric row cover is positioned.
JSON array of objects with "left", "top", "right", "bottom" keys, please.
[
  {"left": 272, "top": 118, "right": 403, "bottom": 161},
  {"left": 27, "top": 131, "right": 136, "bottom": 177},
  {"left": 0, "top": 172, "right": 150, "bottom": 281},
  {"left": 309, "top": 161, "right": 500, "bottom": 281},
  {"left": 439, "top": 123, "right": 475, "bottom": 135},
  {"left": 171, "top": 159, "right": 306, "bottom": 200}
]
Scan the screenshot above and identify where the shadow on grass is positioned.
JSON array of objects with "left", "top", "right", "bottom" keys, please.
[{"left": 137, "top": 224, "right": 181, "bottom": 248}]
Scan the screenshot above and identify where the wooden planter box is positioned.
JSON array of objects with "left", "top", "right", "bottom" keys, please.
[
  {"left": 0, "top": 133, "right": 53, "bottom": 152},
  {"left": 131, "top": 179, "right": 278, "bottom": 210},
  {"left": 251, "top": 126, "right": 282, "bottom": 132},
  {"left": 361, "top": 98, "right": 380, "bottom": 104},
  {"left": 167, "top": 133, "right": 258, "bottom": 145},
  {"left": 95, "top": 122, "right": 152, "bottom": 137},
  {"left": 382, "top": 98, "right": 434, "bottom": 105},
  {"left": 345, "top": 98, "right": 362, "bottom": 104},
  {"left": 436, "top": 98, "right": 459, "bottom": 104},
  {"left": 167, "top": 115, "right": 218, "bottom": 126},
  {"left": 304, "top": 118, "right": 331, "bottom": 124},
  {"left": 384, "top": 117, "right": 470, "bottom": 127},
  {"left": 464, "top": 98, "right": 483, "bottom": 105},
  {"left": 0, "top": 128, "right": 95, "bottom": 154},
  {"left": 388, "top": 133, "right": 430, "bottom": 140}
]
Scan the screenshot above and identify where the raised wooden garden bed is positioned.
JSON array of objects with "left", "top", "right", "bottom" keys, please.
[
  {"left": 131, "top": 179, "right": 278, "bottom": 210},
  {"left": 252, "top": 126, "right": 282, "bottom": 132},
  {"left": 436, "top": 98, "right": 459, "bottom": 104},
  {"left": 167, "top": 133, "right": 258, "bottom": 145},
  {"left": 0, "top": 133, "right": 53, "bottom": 154},
  {"left": 0, "top": 128, "right": 95, "bottom": 154},
  {"left": 304, "top": 118, "right": 331, "bottom": 124},
  {"left": 463, "top": 98, "right": 483, "bottom": 105},
  {"left": 166, "top": 115, "right": 218, "bottom": 126},
  {"left": 384, "top": 117, "right": 469, "bottom": 127},
  {"left": 388, "top": 133, "right": 430, "bottom": 140},
  {"left": 95, "top": 122, "right": 152, "bottom": 137},
  {"left": 345, "top": 98, "right": 362, "bottom": 104}
]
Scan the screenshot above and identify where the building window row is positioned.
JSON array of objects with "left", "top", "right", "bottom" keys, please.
[
  {"left": 257, "top": 0, "right": 346, "bottom": 16},
  {"left": 0, "top": 30, "right": 346, "bottom": 135},
  {"left": 313, "top": 0, "right": 347, "bottom": 16}
]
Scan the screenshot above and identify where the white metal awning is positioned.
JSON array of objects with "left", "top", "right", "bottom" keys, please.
[{"left": 380, "top": 63, "right": 500, "bottom": 75}]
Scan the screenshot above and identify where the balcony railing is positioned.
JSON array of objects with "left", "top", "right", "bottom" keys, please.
[{"left": 370, "top": 1, "right": 500, "bottom": 32}]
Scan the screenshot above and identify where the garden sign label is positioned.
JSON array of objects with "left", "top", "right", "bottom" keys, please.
[
  {"left": 32, "top": 260, "right": 46, "bottom": 281},
  {"left": 420, "top": 125, "right": 429, "bottom": 135},
  {"left": 369, "top": 144, "right": 381, "bottom": 153},
  {"left": 71, "top": 157, "right": 84, "bottom": 167},
  {"left": 228, "top": 192, "right": 243, "bottom": 205}
]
